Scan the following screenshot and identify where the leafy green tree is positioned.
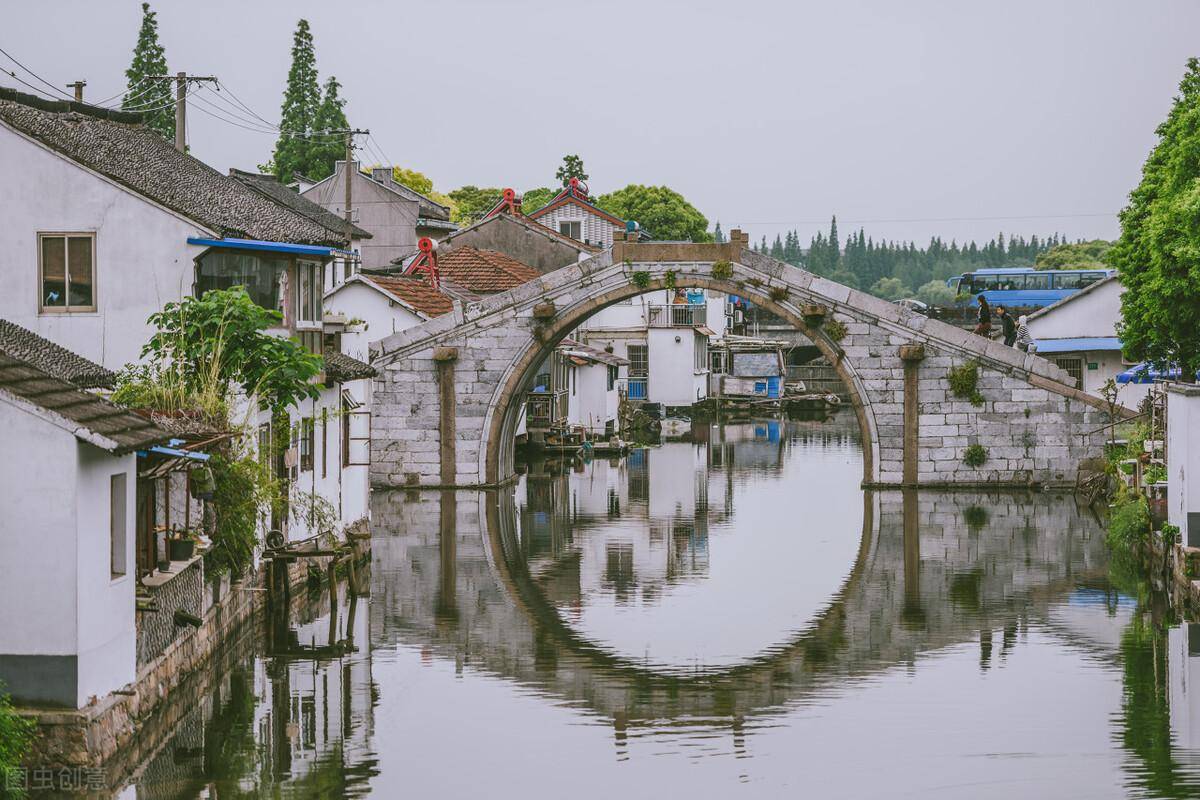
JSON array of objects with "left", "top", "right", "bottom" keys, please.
[
  {"left": 1035, "top": 239, "right": 1113, "bottom": 270},
  {"left": 307, "top": 76, "right": 347, "bottom": 181},
  {"left": 1111, "top": 58, "right": 1200, "bottom": 380},
  {"left": 138, "top": 288, "right": 323, "bottom": 412},
  {"left": 270, "top": 19, "right": 322, "bottom": 181},
  {"left": 447, "top": 185, "right": 502, "bottom": 225},
  {"left": 391, "top": 166, "right": 434, "bottom": 195},
  {"left": 829, "top": 268, "right": 861, "bottom": 290},
  {"left": 123, "top": 3, "right": 174, "bottom": 140},
  {"left": 916, "top": 279, "right": 957, "bottom": 306},
  {"left": 521, "top": 186, "right": 556, "bottom": 213},
  {"left": 869, "top": 276, "right": 912, "bottom": 301},
  {"left": 596, "top": 184, "right": 711, "bottom": 242},
  {"left": 555, "top": 154, "right": 588, "bottom": 186}
]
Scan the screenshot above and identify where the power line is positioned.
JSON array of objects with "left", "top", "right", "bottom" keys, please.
[
  {"left": 0, "top": 45, "right": 74, "bottom": 100},
  {"left": 213, "top": 79, "right": 276, "bottom": 127}
]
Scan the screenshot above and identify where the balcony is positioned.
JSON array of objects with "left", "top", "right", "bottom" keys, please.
[
  {"left": 647, "top": 303, "right": 706, "bottom": 328},
  {"left": 526, "top": 389, "right": 569, "bottom": 429}
]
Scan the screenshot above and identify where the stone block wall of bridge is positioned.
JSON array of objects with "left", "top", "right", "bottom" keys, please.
[{"left": 370, "top": 231, "right": 1123, "bottom": 489}]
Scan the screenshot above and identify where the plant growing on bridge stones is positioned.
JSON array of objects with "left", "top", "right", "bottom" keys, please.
[
  {"left": 664, "top": 269, "right": 677, "bottom": 290},
  {"left": 963, "top": 443, "right": 989, "bottom": 468},
  {"left": 711, "top": 260, "right": 733, "bottom": 281},
  {"left": 947, "top": 361, "right": 985, "bottom": 406},
  {"left": 769, "top": 286, "right": 789, "bottom": 303},
  {"left": 631, "top": 271, "right": 651, "bottom": 290},
  {"left": 824, "top": 318, "right": 848, "bottom": 343}
]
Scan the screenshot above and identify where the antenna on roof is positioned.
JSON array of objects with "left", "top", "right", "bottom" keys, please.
[{"left": 404, "top": 237, "right": 440, "bottom": 289}]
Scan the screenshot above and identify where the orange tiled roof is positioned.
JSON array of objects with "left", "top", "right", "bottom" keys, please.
[
  {"left": 437, "top": 247, "right": 541, "bottom": 293},
  {"left": 364, "top": 275, "right": 455, "bottom": 318}
]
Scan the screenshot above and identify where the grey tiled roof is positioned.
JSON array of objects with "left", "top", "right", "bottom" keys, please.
[
  {"left": 0, "top": 319, "right": 116, "bottom": 388},
  {"left": 323, "top": 351, "right": 376, "bottom": 382},
  {"left": 0, "top": 351, "right": 170, "bottom": 454},
  {"left": 229, "top": 169, "right": 373, "bottom": 241},
  {"left": 0, "top": 87, "right": 341, "bottom": 246}
]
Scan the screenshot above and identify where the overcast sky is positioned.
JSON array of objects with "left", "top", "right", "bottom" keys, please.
[{"left": 4, "top": 0, "right": 1199, "bottom": 248}]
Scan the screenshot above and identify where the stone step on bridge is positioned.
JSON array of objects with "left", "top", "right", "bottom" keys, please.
[{"left": 370, "top": 229, "right": 1128, "bottom": 489}]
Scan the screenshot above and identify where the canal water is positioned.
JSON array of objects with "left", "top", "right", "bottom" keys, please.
[{"left": 119, "top": 416, "right": 1200, "bottom": 799}]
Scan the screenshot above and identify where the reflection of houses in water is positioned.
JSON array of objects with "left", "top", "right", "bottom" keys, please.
[{"left": 131, "top": 589, "right": 377, "bottom": 798}]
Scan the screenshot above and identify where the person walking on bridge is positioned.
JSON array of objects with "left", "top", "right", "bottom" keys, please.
[
  {"left": 1015, "top": 315, "right": 1035, "bottom": 353},
  {"left": 974, "top": 295, "right": 992, "bottom": 337},
  {"left": 997, "top": 305, "right": 1017, "bottom": 347}
]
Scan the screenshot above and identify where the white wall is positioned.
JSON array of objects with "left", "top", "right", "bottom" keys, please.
[
  {"left": 1027, "top": 279, "right": 1123, "bottom": 339},
  {"left": 568, "top": 362, "right": 617, "bottom": 435},
  {"left": 0, "top": 398, "right": 137, "bottom": 708},
  {"left": 534, "top": 203, "right": 620, "bottom": 249},
  {"left": 0, "top": 122, "right": 209, "bottom": 372},
  {"left": 324, "top": 279, "right": 427, "bottom": 349},
  {"left": 74, "top": 444, "right": 136, "bottom": 706},
  {"left": 0, "top": 405, "right": 79, "bottom": 658},
  {"left": 647, "top": 328, "right": 708, "bottom": 407},
  {"left": 1168, "top": 385, "right": 1200, "bottom": 547}
]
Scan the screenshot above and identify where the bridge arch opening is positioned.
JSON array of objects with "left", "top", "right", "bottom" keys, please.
[{"left": 480, "top": 275, "right": 881, "bottom": 487}]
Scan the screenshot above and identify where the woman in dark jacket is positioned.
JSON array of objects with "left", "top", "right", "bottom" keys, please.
[{"left": 974, "top": 295, "right": 992, "bottom": 336}]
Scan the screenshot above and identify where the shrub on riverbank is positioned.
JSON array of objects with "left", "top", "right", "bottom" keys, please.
[
  {"left": 1108, "top": 487, "right": 1151, "bottom": 548},
  {"left": 0, "top": 683, "right": 34, "bottom": 798}
]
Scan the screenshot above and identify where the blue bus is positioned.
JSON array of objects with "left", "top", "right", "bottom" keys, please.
[{"left": 944, "top": 267, "right": 1114, "bottom": 324}]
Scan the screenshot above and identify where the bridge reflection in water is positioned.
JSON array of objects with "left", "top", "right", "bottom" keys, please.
[{"left": 124, "top": 417, "right": 1200, "bottom": 798}]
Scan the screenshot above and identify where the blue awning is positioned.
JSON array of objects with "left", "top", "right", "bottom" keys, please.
[
  {"left": 1034, "top": 337, "right": 1122, "bottom": 354},
  {"left": 137, "top": 438, "right": 211, "bottom": 461},
  {"left": 187, "top": 237, "right": 355, "bottom": 257}
]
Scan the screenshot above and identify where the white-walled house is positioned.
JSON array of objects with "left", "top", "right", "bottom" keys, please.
[
  {"left": 558, "top": 338, "right": 628, "bottom": 437},
  {"left": 0, "top": 339, "right": 171, "bottom": 707},
  {"left": 526, "top": 179, "right": 628, "bottom": 250},
  {"left": 0, "top": 88, "right": 375, "bottom": 541},
  {"left": 1025, "top": 275, "right": 1149, "bottom": 406},
  {"left": 324, "top": 273, "right": 454, "bottom": 350},
  {"left": 578, "top": 290, "right": 716, "bottom": 409}
]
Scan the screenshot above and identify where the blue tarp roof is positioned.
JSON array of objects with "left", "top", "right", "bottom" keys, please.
[
  {"left": 187, "top": 237, "right": 354, "bottom": 257},
  {"left": 1035, "top": 337, "right": 1122, "bottom": 354},
  {"left": 1117, "top": 363, "right": 1200, "bottom": 384}
]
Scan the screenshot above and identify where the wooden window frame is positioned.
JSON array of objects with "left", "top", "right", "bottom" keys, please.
[
  {"left": 299, "top": 417, "right": 315, "bottom": 472},
  {"left": 38, "top": 231, "right": 97, "bottom": 313},
  {"left": 110, "top": 473, "right": 127, "bottom": 580}
]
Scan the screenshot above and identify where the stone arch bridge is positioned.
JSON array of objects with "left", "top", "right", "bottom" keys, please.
[{"left": 371, "top": 231, "right": 1122, "bottom": 489}]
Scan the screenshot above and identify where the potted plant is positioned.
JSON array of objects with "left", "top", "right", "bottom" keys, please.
[{"left": 168, "top": 529, "right": 197, "bottom": 562}]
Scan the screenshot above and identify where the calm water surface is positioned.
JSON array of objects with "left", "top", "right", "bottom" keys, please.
[{"left": 122, "top": 417, "right": 1200, "bottom": 799}]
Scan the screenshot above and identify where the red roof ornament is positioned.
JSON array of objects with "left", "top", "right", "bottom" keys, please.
[
  {"left": 568, "top": 176, "right": 589, "bottom": 198},
  {"left": 404, "top": 237, "right": 440, "bottom": 289}
]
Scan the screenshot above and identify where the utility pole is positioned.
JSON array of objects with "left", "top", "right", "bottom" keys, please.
[
  {"left": 341, "top": 128, "right": 370, "bottom": 243},
  {"left": 65, "top": 80, "right": 86, "bottom": 101},
  {"left": 146, "top": 72, "right": 217, "bottom": 152}
]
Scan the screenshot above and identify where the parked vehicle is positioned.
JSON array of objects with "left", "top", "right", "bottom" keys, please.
[{"left": 896, "top": 298, "right": 940, "bottom": 319}]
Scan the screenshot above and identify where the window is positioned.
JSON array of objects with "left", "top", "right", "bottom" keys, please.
[
  {"left": 39, "top": 233, "right": 95, "bottom": 312},
  {"left": 1024, "top": 273, "right": 1051, "bottom": 290},
  {"left": 607, "top": 365, "right": 617, "bottom": 391},
  {"left": 710, "top": 350, "right": 727, "bottom": 374},
  {"left": 197, "top": 250, "right": 288, "bottom": 313},
  {"left": 297, "top": 260, "right": 323, "bottom": 325},
  {"left": 258, "top": 424, "right": 272, "bottom": 470},
  {"left": 559, "top": 220, "right": 582, "bottom": 240},
  {"left": 627, "top": 343, "right": 648, "bottom": 378},
  {"left": 321, "top": 408, "right": 328, "bottom": 479},
  {"left": 694, "top": 336, "right": 709, "bottom": 372},
  {"left": 110, "top": 473, "right": 127, "bottom": 579},
  {"left": 299, "top": 417, "right": 315, "bottom": 472},
  {"left": 299, "top": 330, "right": 323, "bottom": 357},
  {"left": 1055, "top": 357, "right": 1083, "bottom": 388}
]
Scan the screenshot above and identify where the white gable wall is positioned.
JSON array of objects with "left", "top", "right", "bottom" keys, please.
[
  {"left": 324, "top": 280, "right": 427, "bottom": 351},
  {"left": 535, "top": 202, "right": 621, "bottom": 249},
  {"left": 1027, "top": 278, "right": 1124, "bottom": 340},
  {"left": 0, "top": 122, "right": 209, "bottom": 372}
]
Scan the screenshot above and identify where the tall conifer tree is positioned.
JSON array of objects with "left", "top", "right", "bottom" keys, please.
[
  {"left": 308, "top": 76, "right": 348, "bottom": 181},
  {"left": 271, "top": 19, "right": 322, "bottom": 180},
  {"left": 123, "top": 3, "right": 173, "bottom": 140}
]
